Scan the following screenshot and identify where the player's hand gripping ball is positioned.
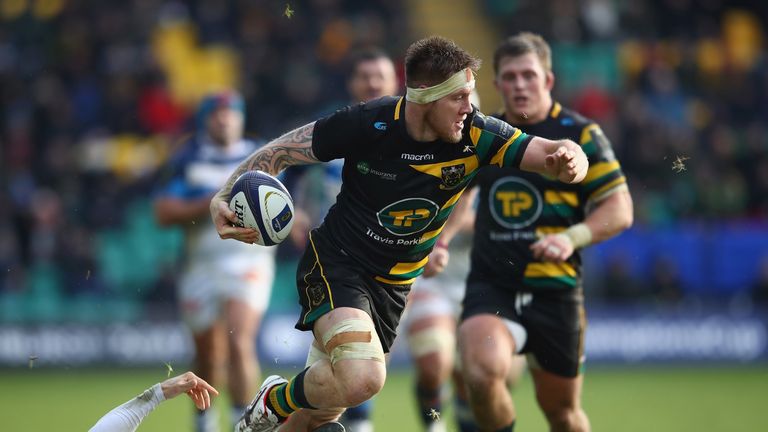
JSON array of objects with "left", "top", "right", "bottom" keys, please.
[{"left": 228, "top": 171, "right": 294, "bottom": 246}]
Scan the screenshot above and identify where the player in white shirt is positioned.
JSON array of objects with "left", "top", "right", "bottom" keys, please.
[
  {"left": 154, "top": 91, "right": 276, "bottom": 432},
  {"left": 89, "top": 371, "right": 218, "bottom": 432}
]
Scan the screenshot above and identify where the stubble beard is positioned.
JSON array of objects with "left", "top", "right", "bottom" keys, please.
[{"left": 426, "top": 110, "right": 463, "bottom": 143}]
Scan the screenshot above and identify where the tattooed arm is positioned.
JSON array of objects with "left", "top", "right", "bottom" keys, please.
[{"left": 210, "top": 122, "right": 319, "bottom": 243}]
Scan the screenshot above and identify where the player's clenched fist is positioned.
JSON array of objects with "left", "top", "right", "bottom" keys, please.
[{"left": 545, "top": 144, "right": 588, "bottom": 184}]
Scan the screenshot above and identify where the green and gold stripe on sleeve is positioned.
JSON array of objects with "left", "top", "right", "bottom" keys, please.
[
  {"left": 582, "top": 160, "right": 625, "bottom": 201},
  {"left": 489, "top": 129, "right": 528, "bottom": 168},
  {"left": 471, "top": 125, "right": 529, "bottom": 168}
]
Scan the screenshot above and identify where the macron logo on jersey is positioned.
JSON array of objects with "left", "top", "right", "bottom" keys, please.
[
  {"left": 374, "top": 121, "right": 388, "bottom": 131},
  {"left": 401, "top": 153, "right": 435, "bottom": 161}
]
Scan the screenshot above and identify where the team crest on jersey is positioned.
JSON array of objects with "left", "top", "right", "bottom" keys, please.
[
  {"left": 307, "top": 283, "right": 326, "bottom": 306},
  {"left": 357, "top": 161, "right": 370, "bottom": 174},
  {"left": 440, "top": 164, "right": 465, "bottom": 190}
]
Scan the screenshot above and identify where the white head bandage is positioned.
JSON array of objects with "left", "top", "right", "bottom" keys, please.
[{"left": 406, "top": 68, "right": 476, "bottom": 104}]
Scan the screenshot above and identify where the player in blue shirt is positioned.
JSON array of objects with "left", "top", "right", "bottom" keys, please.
[{"left": 154, "top": 92, "right": 276, "bottom": 432}]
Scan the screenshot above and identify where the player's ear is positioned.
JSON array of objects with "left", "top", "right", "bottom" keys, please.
[{"left": 545, "top": 70, "right": 555, "bottom": 91}]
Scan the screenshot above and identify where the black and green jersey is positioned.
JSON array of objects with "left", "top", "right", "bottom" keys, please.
[
  {"left": 311, "top": 96, "right": 532, "bottom": 284},
  {"left": 469, "top": 102, "right": 626, "bottom": 291}
]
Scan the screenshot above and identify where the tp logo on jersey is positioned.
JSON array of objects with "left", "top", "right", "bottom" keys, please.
[
  {"left": 374, "top": 121, "right": 388, "bottom": 131},
  {"left": 489, "top": 177, "right": 542, "bottom": 229},
  {"left": 377, "top": 198, "right": 439, "bottom": 236}
]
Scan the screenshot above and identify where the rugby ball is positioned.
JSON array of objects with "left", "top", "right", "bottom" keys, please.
[{"left": 229, "top": 171, "right": 294, "bottom": 246}]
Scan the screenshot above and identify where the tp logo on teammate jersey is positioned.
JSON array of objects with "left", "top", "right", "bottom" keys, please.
[
  {"left": 489, "top": 177, "right": 542, "bottom": 229},
  {"left": 377, "top": 198, "right": 439, "bottom": 236}
]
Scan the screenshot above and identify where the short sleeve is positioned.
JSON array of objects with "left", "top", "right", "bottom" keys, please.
[
  {"left": 470, "top": 112, "right": 532, "bottom": 169},
  {"left": 578, "top": 123, "right": 627, "bottom": 202},
  {"left": 311, "top": 103, "right": 365, "bottom": 162}
]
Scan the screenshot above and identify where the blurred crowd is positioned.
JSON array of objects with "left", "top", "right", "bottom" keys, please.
[
  {"left": 1, "top": 0, "right": 767, "bottom": 321},
  {"left": 0, "top": 0, "right": 407, "bottom": 317}
]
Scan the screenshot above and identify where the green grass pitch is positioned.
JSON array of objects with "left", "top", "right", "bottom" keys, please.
[{"left": 1, "top": 365, "right": 766, "bottom": 431}]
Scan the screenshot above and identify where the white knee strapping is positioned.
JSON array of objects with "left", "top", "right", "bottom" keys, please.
[
  {"left": 305, "top": 341, "right": 330, "bottom": 368},
  {"left": 321, "top": 318, "right": 385, "bottom": 365},
  {"left": 407, "top": 327, "right": 456, "bottom": 358}
]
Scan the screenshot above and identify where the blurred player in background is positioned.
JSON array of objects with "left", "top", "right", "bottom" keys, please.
[
  {"left": 404, "top": 89, "right": 526, "bottom": 432},
  {"left": 429, "top": 33, "right": 633, "bottom": 432},
  {"left": 402, "top": 192, "right": 476, "bottom": 432},
  {"left": 154, "top": 91, "right": 275, "bottom": 432},
  {"left": 285, "top": 47, "right": 399, "bottom": 432},
  {"left": 89, "top": 371, "right": 218, "bottom": 432},
  {"left": 210, "top": 36, "right": 588, "bottom": 432}
]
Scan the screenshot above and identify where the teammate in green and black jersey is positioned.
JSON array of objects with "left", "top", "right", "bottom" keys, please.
[
  {"left": 429, "top": 33, "right": 633, "bottom": 432},
  {"left": 210, "top": 36, "right": 589, "bottom": 432},
  {"left": 468, "top": 101, "right": 625, "bottom": 290}
]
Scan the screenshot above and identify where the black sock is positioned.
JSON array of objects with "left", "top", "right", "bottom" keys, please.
[{"left": 416, "top": 382, "right": 442, "bottom": 426}]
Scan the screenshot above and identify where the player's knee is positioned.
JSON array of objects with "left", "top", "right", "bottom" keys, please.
[
  {"left": 462, "top": 350, "right": 510, "bottom": 391},
  {"left": 463, "top": 365, "right": 502, "bottom": 393},
  {"left": 409, "top": 326, "right": 455, "bottom": 374},
  {"left": 340, "top": 368, "right": 385, "bottom": 406},
  {"left": 305, "top": 341, "right": 330, "bottom": 368},
  {"left": 538, "top": 393, "right": 584, "bottom": 432},
  {"left": 321, "top": 318, "right": 385, "bottom": 365},
  {"left": 542, "top": 406, "right": 585, "bottom": 432},
  {"left": 320, "top": 318, "right": 386, "bottom": 405},
  {"left": 408, "top": 326, "right": 455, "bottom": 357}
]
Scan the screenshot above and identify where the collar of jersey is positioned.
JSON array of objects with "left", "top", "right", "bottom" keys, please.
[{"left": 495, "top": 100, "right": 560, "bottom": 128}]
